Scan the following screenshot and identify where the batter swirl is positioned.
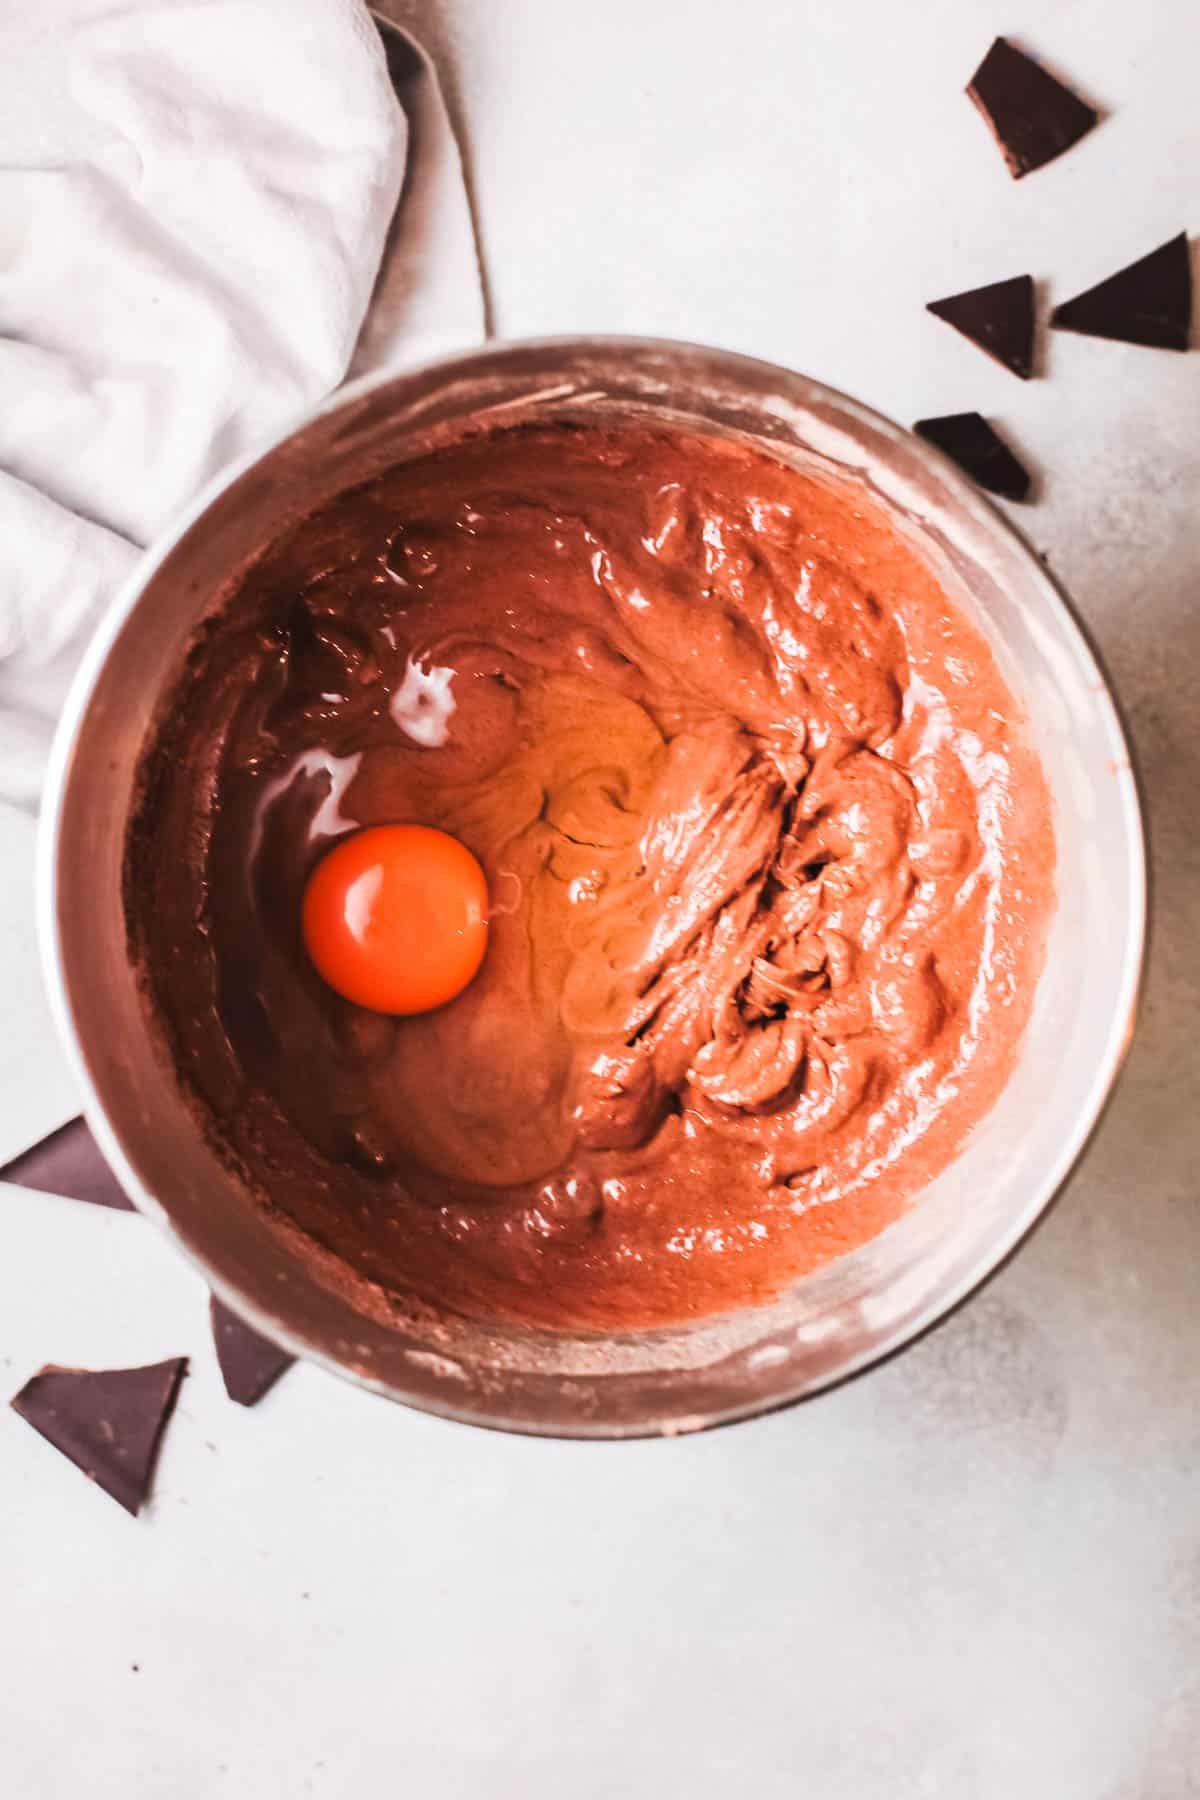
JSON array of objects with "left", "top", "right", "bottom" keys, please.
[{"left": 128, "top": 424, "right": 1053, "bottom": 1327}]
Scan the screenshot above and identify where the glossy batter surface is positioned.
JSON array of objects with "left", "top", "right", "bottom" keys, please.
[{"left": 128, "top": 424, "right": 1054, "bottom": 1328}]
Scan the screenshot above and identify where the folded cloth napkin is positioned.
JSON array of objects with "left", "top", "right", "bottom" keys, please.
[{"left": 0, "top": 0, "right": 485, "bottom": 1163}]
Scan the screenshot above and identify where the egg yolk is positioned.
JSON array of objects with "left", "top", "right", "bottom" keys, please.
[{"left": 302, "top": 824, "right": 488, "bottom": 1015}]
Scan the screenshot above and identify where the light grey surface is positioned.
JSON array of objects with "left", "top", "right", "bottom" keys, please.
[{"left": 3, "top": 0, "right": 1198, "bottom": 1794}]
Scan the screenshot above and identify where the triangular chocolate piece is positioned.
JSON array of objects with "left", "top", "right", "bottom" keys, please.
[
  {"left": 914, "top": 413, "right": 1032, "bottom": 502},
  {"left": 11, "top": 1358, "right": 187, "bottom": 1516},
  {"left": 210, "top": 1297, "right": 295, "bottom": 1406},
  {"left": 1051, "top": 233, "right": 1192, "bottom": 351},
  {"left": 1, "top": 1118, "right": 136, "bottom": 1211},
  {"left": 927, "top": 274, "right": 1035, "bottom": 378},
  {"left": 967, "top": 38, "right": 1098, "bottom": 179}
]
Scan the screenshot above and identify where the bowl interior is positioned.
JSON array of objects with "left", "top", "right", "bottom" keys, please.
[{"left": 44, "top": 339, "right": 1144, "bottom": 1436}]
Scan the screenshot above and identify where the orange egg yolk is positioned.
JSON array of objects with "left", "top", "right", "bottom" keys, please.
[{"left": 302, "top": 824, "right": 488, "bottom": 1015}]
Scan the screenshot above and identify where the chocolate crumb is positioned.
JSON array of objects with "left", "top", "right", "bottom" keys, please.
[
  {"left": 11, "top": 1359, "right": 187, "bottom": 1515},
  {"left": 1051, "top": 233, "right": 1192, "bottom": 351},
  {"left": 967, "top": 37, "right": 1098, "bottom": 179},
  {"left": 914, "top": 413, "right": 1032, "bottom": 502},
  {"left": 1, "top": 1118, "right": 135, "bottom": 1211},
  {"left": 210, "top": 1297, "right": 295, "bottom": 1406},
  {"left": 927, "top": 274, "right": 1035, "bottom": 378}
]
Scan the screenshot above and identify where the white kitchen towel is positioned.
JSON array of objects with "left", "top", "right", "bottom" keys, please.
[
  {"left": 349, "top": 17, "right": 488, "bottom": 377},
  {"left": 0, "top": 0, "right": 485, "bottom": 1161}
]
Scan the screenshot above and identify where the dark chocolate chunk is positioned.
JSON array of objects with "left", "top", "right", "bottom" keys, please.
[
  {"left": 927, "top": 274, "right": 1036, "bottom": 378},
  {"left": 967, "top": 38, "right": 1098, "bottom": 179},
  {"left": 11, "top": 1358, "right": 187, "bottom": 1515},
  {"left": 210, "top": 1297, "right": 295, "bottom": 1406},
  {"left": 1, "top": 1117, "right": 135, "bottom": 1210},
  {"left": 914, "top": 413, "right": 1032, "bottom": 502},
  {"left": 1051, "top": 233, "right": 1192, "bottom": 351}
]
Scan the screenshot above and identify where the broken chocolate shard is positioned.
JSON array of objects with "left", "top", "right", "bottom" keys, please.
[
  {"left": 11, "top": 1358, "right": 187, "bottom": 1516},
  {"left": 927, "top": 274, "right": 1036, "bottom": 378},
  {"left": 0, "top": 1117, "right": 135, "bottom": 1210},
  {"left": 210, "top": 1297, "right": 295, "bottom": 1406},
  {"left": 1051, "top": 233, "right": 1192, "bottom": 351},
  {"left": 967, "top": 37, "right": 1098, "bottom": 179},
  {"left": 914, "top": 413, "right": 1032, "bottom": 502}
]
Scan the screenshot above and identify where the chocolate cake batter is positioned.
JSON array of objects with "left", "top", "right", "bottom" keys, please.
[{"left": 128, "top": 424, "right": 1054, "bottom": 1329}]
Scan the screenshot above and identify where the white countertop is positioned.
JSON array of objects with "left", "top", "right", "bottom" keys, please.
[{"left": 4, "top": 1, "right": 1198, "bottom": 1793}]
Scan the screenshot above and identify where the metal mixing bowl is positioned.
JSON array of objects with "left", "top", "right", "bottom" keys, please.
[{"left": 39, "top": 338, "right": 1146, "bottom": 1437}]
